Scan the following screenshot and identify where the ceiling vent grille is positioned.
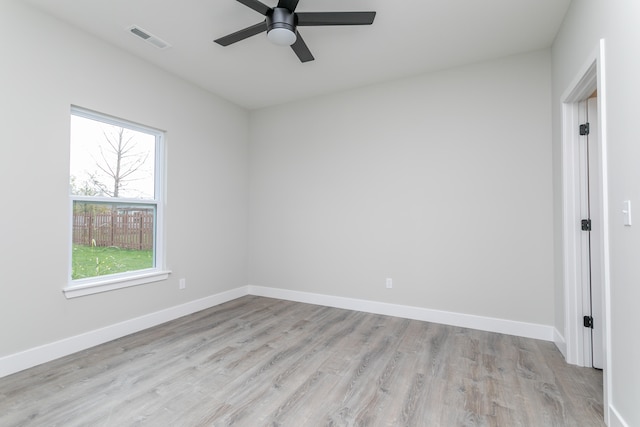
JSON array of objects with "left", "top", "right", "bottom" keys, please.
[{"left": 127, "top": 26, "right": 171, "bottom": 49}]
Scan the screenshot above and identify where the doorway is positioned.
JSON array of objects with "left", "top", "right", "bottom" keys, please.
[{"left": 560, "top": 39, "right": 610, "bottom": 422}]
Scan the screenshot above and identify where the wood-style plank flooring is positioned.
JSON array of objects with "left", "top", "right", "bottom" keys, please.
[{"left": 0, "top": 296, "right": 604, "bottom": 426}]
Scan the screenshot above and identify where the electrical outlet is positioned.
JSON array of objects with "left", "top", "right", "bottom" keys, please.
[
  {"left": 386, "top": 278, "right": 393, "bottom": 289},
  {"left": 179, "top": 278, "right": 186, "bottom": 290}
]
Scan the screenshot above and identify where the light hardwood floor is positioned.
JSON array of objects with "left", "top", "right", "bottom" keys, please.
[{"left": 0, "top": 296, "right": 603, "bottom": 426}]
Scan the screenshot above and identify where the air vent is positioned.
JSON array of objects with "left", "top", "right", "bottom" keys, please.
[{"left": 127, "top": 25, "right": 171, "bottom": 50}]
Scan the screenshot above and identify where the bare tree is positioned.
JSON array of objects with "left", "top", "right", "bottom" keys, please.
[{"left": 89, "top": 127, "right": 150, "bottom": 198}]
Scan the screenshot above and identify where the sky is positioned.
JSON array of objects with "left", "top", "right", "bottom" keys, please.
[{"left": 70, "top": 114, "right": 156, "bottom": 200}]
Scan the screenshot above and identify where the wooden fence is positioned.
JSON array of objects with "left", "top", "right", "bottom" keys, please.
[{"left": 72, "top": 211, "right": 154, "bottom": 250}]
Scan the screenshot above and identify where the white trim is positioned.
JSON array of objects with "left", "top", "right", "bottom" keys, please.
[
  {"left": 608, "top": 405, "right": 630, "bottom": 427},
  {"left": 63, "top": 269, "right": 172, "bottom": 298},
  {"left": 561, "top": 63, "right": 597, "bottom": 102},
  {"left": 553, "top": 328, "right": 567, "bottom": 359},
  {"left": 597, "top": 39, "right": 613, "bottom": 427},
  {"left": 70, "top": 105, "right": 165, "bottom": 135},
  {"left": 1, "top": 284, "right": 558, "bottom": 379},
  {"left": 248, "top": 286, "right": 555, "bottom": 341},
  {"left": 0, "top": 286, "right": 248, "bottom": 378}
]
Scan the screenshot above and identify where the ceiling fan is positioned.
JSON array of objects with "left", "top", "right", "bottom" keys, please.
[{"left": 214, "top": 0, "right": 376, "bottom": 63}]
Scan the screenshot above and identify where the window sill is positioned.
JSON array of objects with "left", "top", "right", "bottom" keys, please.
[{"left": 63, "top": 270, "right": 171, "bottom": 299}]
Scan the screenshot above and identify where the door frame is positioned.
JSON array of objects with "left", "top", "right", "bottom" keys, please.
[{"left": 560, "top": 39, "right": 611, "bottom": 423}]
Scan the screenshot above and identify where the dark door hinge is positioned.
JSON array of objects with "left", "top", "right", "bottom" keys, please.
[
  {"left": 583, "top": 315, "right": 594, "bottom": 329},
  {"left": 581, "top": 219, "right": 592, "bottom": 231},
  {"left": 580, "top": 123, "right": 590, "bottom": 136}
]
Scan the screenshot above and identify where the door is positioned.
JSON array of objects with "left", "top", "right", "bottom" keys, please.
[{"left": 579, "top": 96, "right": 603, "bottom": 369}]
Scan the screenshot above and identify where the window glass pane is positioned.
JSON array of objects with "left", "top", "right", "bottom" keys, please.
[
  {"left": 70, "top": 115, "right": 156, "bottom": 199},
  {"left": 68, "top": 108, "right": 163, "bottom": 288},
  {"left": 71, "top": 202, "right": 155, "bottom": 280}
]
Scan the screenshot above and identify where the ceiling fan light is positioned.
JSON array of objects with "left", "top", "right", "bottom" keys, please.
[{"left": 267, "top": 28, "right": 297, "bottom": 46}]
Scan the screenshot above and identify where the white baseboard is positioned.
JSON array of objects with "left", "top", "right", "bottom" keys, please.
[
  {"left": 608, "top": 405, "right": 630, "bottom": 427},
  {"left": 0, "top": 286, "right": 248, "bottom": 378},
  {"left": 248, "top": 285, "right": 555, "bottom": 342},
  {"left": 553, "top": 327, "right": 567, "bottom": 358},
  {"left": 1, "top": 284, "right": 558, "bottom": 379}
]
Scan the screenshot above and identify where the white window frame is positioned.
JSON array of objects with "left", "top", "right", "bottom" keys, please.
[{"left": 64, "top": 106, "right": 170, "bottom": 298}]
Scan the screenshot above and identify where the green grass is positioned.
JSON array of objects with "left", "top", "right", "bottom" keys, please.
[{"left": 72, "top": 244, "right": 153, "bottom": 280}]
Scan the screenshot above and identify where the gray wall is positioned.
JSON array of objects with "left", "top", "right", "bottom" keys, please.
[
  {"left": 552, "top": 0, "right": 640, "bottom": 425},
  {"left": 249, "top": 50, "right": 554, "bottom": 326},
  {"left": 0, "top": 1, "right": 249, "bottom": 357}
]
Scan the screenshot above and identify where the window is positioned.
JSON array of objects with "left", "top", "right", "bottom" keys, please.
[{"left": 65, "top": 107, "right": 168, "bottom": 298}]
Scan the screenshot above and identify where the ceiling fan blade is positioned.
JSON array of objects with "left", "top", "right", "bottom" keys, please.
[
  {"left": 214, "top": 21, "right": 267, "bottom": 46},
  {"left": 277, "top": 0, "right": 300, "bottom": 13},
  {"left": 236, "top": 0, "right": 271, "bottom": 16},
  {"left": 290, "top": 31, "right": 314, "bottom": 62},
  {"left": 296, "top": 11, "right": 376, "bottom": 26}
]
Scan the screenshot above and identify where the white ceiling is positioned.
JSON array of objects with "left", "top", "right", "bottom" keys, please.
[{"left": 23, "top": 0, "right": 571, "bottom": 110}]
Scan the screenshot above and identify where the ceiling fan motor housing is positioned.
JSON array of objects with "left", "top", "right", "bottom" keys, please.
[
  {"left": 266, "top": 7, "right": 297, "bottom": 45},
  {"left": 267, "top": 7, "right": 296, "bottom": 34}
]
